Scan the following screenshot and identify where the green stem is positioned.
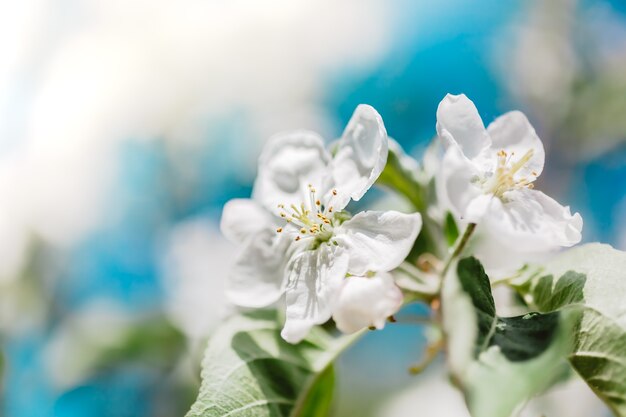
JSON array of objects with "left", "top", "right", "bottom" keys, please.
[
  {"left": 440, "top": 223, "right": 477, "bottom": 280},
  {"left": 409, "top": 337, "right": 444, "bottom": 375}
]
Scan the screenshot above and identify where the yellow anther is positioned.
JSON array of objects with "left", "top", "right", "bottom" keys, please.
[
  {"left": 315, "top": 200, "right": 321, "bottom": 206},
  {"left": 295, "top": 236, "right": 301, "bottom": 241},
  {"left": 280, "top": 213, "right": 286, "bottom": 218},
  {"left": 328, "top": 207, "right": 333, "bottom": 213},
  {"left": 276, "top": 228, "right": 283, "bottom": 233},
  {"left": 488, "top": 149, "right": 537, "bottom": 198},
  {"left": 300, "top": 228, "right": 306, "bottom": 234},
  {"left": 332, "top": 189, "right": 337, "bottom": 196}
]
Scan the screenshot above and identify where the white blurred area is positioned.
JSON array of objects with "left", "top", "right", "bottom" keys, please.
[
  {"left": 378, "top": 368, "right": 610, "bottom": 417},
  {"left": 377, "top": 370, "right": 470, "bottom": 417},
  {"left": 161, "top": 217, "right": 233, "bottom": 340},
  {"left": 0, "top": 0, "right": 395, "bottom": 287}
]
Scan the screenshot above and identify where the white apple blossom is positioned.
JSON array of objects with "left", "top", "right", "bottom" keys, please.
[
  {"left": 332, "top": 272, "right": 403, "bottom": 334},
  {"left": 435, "top": 94, "right": 583, "bottom": 275},
  {"left": 221, "top": 105, "right": 422, "bottom": 343}
]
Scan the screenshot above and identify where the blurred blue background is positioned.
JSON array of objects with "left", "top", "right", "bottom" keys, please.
[{"left": 0, "top": 0, "right": 624, "bottom": 416}]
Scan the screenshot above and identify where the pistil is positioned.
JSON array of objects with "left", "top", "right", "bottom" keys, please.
[{"left": 276, "top": 185, "right": 338, "bottom": 242}]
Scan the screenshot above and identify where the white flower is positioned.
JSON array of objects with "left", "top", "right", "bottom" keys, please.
[
  {"left": 221, "top": 105, "right": 422, "bottom": 343},
  {"left": 332, "top": 272, "right": 403, "bottom": 334},
  {"left": 435, "top": 94, "right": 583, "bottom": 274}
]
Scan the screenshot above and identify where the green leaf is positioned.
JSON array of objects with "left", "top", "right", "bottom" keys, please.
[
  {"left": 93, "top": 316, "right": 186, "bottom": 371},
  {"left": 515, "top": 243, "right": 626, "bottom": 416},
  {"left": 443, "top": 212, "right": 459, "bottom": 247},
  {"left": 443, "top": 257, "right": 571, "bottom": 417},
  {"left": 291, "top": 365, "right": 335, "bottom": 417},
  {"left": 186, "top": 310, "right": 357, "bottom": 417},
  {"left": 377, "top": 140, "right": 425, "bottom": 211},
  {"left": 376, "top": 140, "right": 443, "bottom": 258},
  {"left": 457, "top": 257, "right": 561, "bottom": 362}
]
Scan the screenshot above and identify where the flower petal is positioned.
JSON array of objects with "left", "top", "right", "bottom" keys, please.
[
  {"left": 464, "top": 194, "right": 496, "bottom": 223},
  {"left": 332, "top": 272, "right": 403, "bottom": 334},
  {"left": 478, "top": 188, "right": 583, "bottom": 253},
  {"left": 436, "top": 146, "right": 483, "bottom": 220},
  {"left": 281, "top": 244, "right": 348, "bottom": 344},
  {"left": 253, "top": 131, "right": 331, "bottom": 214},
  {"left": 220, "top": 198, "right": 273, "bottom": 243},
  {"left": 469, "top": 230, "right": 554, "bottom": 279},
  {"left": 226, "top": 228, "right": 287, "bottom": 308},
  {"left": 330, "top": 104, "right": 388, "bottom": 210},
  {"left": 436, "top": 94, "right": 490, "bottom": 160},
  {"left": 487, "top": 110, "right": 545, "bottom": 180},
  {"left": 336, "top": 210, "right": 422, "bottom": 276}
]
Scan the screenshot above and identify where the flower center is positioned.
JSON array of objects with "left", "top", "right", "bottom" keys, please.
[
  {"left": 276, "top": 184, "right": 338, "bottom": 243},
  {"left": 482, "top": 149, "right": 538, "bottom": 199}
]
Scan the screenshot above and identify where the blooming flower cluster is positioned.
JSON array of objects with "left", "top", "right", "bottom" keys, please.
[
  {"left": 435, "top": 94, "right": 582, "bottom": 275},
  {"left": 220, "top": 95, "right": 583, "bottom": 344},
  {"left": 221, "top": 105, "right": 421, "bottom": 343}
]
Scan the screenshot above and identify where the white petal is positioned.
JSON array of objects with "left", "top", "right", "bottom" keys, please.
[
  {"left": 470, "top": 231, "right": 554, "bottom": 279},
  {"left": 435, "top": 146, "right": 483, "bottom": 220},
  {"left": 220, "top": 199, "right": 272, "bottom": 243},
  {"left": 226, "top": 228, "right": 287, "bottom": 308},
  {"left": 336, "top": 210, "right": 422, "bottom": 276},
  {"left": 330, "top": 104, "right": 388, "bottom": 209},
  {"left": 333, "top": 272, "right": 403, "bottom": 334},
  {"left": 464, "top": 194, "right": 496, "bottom": 223},
  {"left": 436, "top": 94, "right": 490, "bottom": 160},
  {"left": 487, "top": 111, "right": 545, "bottom": 179},
  {"left": 479, "top": 189, "right": 583, "bottom": 252},
  {"left": 281, "top": 244, "right": 348, "bottom": 344},
  {"left": 253, "top": 131, "right": 331, "bottom": 214}
]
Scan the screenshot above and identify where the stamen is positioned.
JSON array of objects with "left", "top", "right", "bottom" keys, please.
[
  {"left": 274, "top": 183, "right": 337, "bottom": 243},
  {"left": 486, "top": 148, "right": 537, "bottom": 198},
  {"left": 509, "top": 149, "right": 534, "bottom": 176}
]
